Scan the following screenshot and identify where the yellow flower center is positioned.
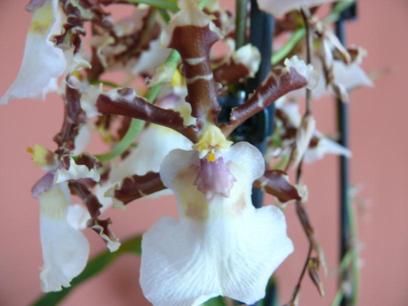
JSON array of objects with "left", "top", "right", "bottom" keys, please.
[{"left": 194, "top": 125, "right": 232, "bottom": 162}]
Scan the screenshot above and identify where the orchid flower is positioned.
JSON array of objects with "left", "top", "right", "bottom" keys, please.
[
  {"left": 268, "top": 98, "right": 351, "bottom": 163},
  {"left": 258, "top": 0, "right": 336, "bottom": 17},
  {"left": 32, "top": 173, "right": 90, "bottom": 292},
  {"left": 140, "top": 125, "right": 293, "bottom": 306},
  {"left": 0, "top": 0, "right": 66, "bottom": 104}
]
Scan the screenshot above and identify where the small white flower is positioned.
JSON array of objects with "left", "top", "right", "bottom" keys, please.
[
  {"left": 258, "top": 0, "right": 336, "bottom": 17},
  {"left": 140, "top": 126, "right": 293, "bottom": 306},
  {"left": 272, "top": 100, "right": 351, "bottom": 162},
  {"left": 0, "top": 0, "right": 66, "bottom": 104},
  {"left": 66, "top": 204, "right": 91, "bottom": 230},
  {"left": 38, "top": 183, "right": 89, "bottom": 292}
]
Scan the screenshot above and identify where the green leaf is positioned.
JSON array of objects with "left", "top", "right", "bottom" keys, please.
[
  {"left": 31, "top": 235, "right": 142, "bottom": 306},
  {"left": 263, "top": 277, "right": 279, "bottom": 306},
  {"left": 203, "top": 296, "right": 227, "bottom": 306}
]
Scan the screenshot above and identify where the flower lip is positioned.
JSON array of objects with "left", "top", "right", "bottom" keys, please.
[{"left": 194, "top": 156, "right": 236, "bottom": 199}]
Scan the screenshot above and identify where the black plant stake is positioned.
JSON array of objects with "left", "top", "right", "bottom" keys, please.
[{"left": 335, "top": 2, "right": 358, "bottom": 306}]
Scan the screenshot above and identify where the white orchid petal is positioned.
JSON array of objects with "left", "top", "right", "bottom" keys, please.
[
  {"left": 277, "top": 100, "right": 302, "bottom": 127},
  {"left": 258, "top": 0, "right": 336, "bottom": 17},
  {"left": 232, "top": 44, "right": 261, "bottom": 77},
  {"left": 112, "top": 125, "right": 192, "bottom": 179},
  {"left": 55, "top": 158, "right": 100, "bottom": 183},
  {"left": 95, "top": 183, "right": 114, "bottom": 213},
  {"left": 132, "top": 39, "right": 170, "bottom": 75},
  {"left": 73, "top": 124, "right": 92, "bottom": 156},
  {"left": 141, "top": 203, "right": 292, "bottom": 306},
  {"left": 143, "top": 142, "right": 292, "bottom": 305},
  {"left": 333, "top": 61, "right": 373, "bottom": 91},
  {"left": 305, "top": 136, "right": 351, "bottom": 163},
  {"left": 66, "top": 204, "right": 91, "bottom": 230},
  {"left": 39, "top": 186, "right": 89, "bottom": 292},
  {"left": 1, "top": 0, "right": 65, "bottom": 104}
]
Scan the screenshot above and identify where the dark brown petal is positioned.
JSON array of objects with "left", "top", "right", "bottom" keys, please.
[
  {"left": 254, "top": 170, "right": 300, "bottom": 203},
  {"left": 114, "top": 172, "right": 166, "bottom": 204},
  {"left": 222, "top": 67, "right": 307, "bottom": 136},
  {"left": 96, "top": 90, "right": 198, "bottom": 142}
]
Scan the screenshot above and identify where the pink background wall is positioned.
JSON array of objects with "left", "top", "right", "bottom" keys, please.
[{"left": 1, "top": 1, "right": 407, "bottom": 305}]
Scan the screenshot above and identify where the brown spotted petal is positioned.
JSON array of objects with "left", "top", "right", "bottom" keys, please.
[
  {"left": 113, "top": 172, "right": 166, "bottom": 205},
  {"left": 165, "top": 0, "right": 221, "bottom": 123},
  {"left": 254, "top": 170, "right": 300, "bottom": 203},
  {"left": 96, "top": 89, "right": 198, "bottom": 142},
  {"left": 222, "top": 66, "right": 308, "bottom": 136},
  {"left": 213, "top": 44, "right": 261, "bottom": 85},
  {"left": 195, "top": 157, "right": 236, "bottom": 198}
]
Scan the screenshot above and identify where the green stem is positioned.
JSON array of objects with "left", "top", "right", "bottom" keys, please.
[
  {"left": 347, "top": 188, "right": 360, "bottom": 305},
  {"left": 31, "top": 235, "right": 142, "bottom": 306},
  {"left": 272, "top": 28, "right": 305, "bottom": 65},
  {"left": 271, "top": 0, "right": 355, "bottom": 66},
  {"left": 235, "top": 0, "right": 248, "bottom": 49},
  {"left": 126, "top": 0, "right": 178, "bottom": 11},
  {"left": 126, "top": 0, "right": 209, "bottom": 11},
  {"left": 91, "top": 79, "right": 121, "bottom": 88},
  {"left": 95, "top": 51, "right": 180, "bottom": 163},
  {"left": 324, "top": 0, "right": 355, "bottom": 24},
  {"left": 198, "top": 0, "right": 210, "bottom": 9},
  {"left": 331, "top": 188, "right": 360, "bottom": 306}
]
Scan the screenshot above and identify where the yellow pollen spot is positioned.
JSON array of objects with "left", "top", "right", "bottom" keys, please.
[
  {"left": 194, "top": 125, "right": 232, "bottom": 157},
  {"left": 71, "top": 70, "right": 83, "bottom": 80},
  {"left": 171, "top": 69, "right": 185, "bottom": 87},
  {"left": 207, "top": 151, "right": 216, "bottom": 162},
  {"left": 29, "top": 2, "right": 54, "bottom": 35},
  {"left": 27, "top": 144, "right": 53, "bottom": 167}
]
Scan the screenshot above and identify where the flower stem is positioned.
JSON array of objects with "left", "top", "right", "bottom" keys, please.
[
  {"left": 235, "top": 0, "right": 248, "bottom": 49},
  {"left": 126, "top": 0, "right": 178, "bottom": 11}
]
